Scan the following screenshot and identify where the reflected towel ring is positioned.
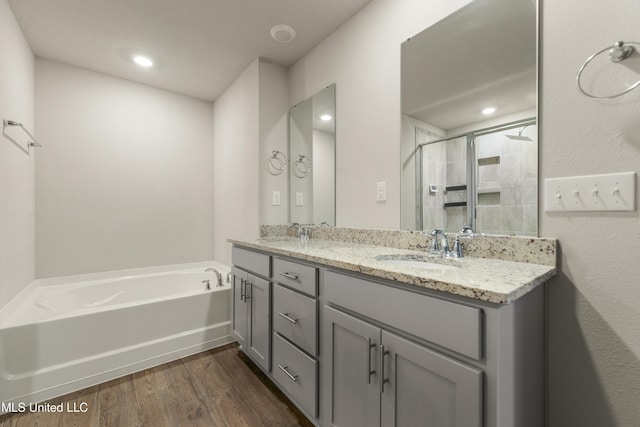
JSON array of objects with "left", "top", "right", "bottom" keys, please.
[
  {"left": 292, "top": 155, "right": 311, "bottom": 178},
  {"left": 577, "top": 41, "right": 640, "bottom": 99},
  {"left": 266, "top": 150, "right": 287, "bottom": 175}
]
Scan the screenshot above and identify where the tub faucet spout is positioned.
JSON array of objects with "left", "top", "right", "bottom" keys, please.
[{"left": 205, "top": 267, "right": 223, "bottom": 287}]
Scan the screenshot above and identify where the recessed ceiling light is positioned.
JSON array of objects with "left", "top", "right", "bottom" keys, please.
[
  {"left": 320, "top": 114, "right": 332, "bottom": 121},
  {"left": 482, "top": 107, "right": 496, "bottom": 115},
  {"left": 270, "top": 24, "right": 296, "bottom": 43},
  {"left": 133, "top": 55, "right": 154, "bottom": 67}
]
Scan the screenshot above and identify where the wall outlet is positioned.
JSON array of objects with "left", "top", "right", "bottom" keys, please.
[
  {"left": 376, "top": 181, "right": 387, "bottom": 202},
  {"left": 295, "top": 192, "right": 304, "bottom": 206},
  {"left": 544, "top": 172, "right": 636, "bottom": 212},
  {"left": 272, "top": 191, "right": 281, "bottom": 206}
]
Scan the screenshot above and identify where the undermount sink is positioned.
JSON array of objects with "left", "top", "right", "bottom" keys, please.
[{"left": 374, "top": 254, "right": 460, "bottom": 271}]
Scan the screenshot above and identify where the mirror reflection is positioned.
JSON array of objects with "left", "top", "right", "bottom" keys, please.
[
  {"left": 289, "top": 84, "right": 336, "bottom": 225},
  {"left": 401, "top": 0, "right": 537, "bottom": 236}
]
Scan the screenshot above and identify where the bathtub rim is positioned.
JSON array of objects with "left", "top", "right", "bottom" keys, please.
[{"left": 0, "top": 260, "right": 231, "bottom": 329}]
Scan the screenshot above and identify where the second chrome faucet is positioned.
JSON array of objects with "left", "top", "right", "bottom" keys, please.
[{"left": 427, "top": 226, "right": 475, "bottom": 258}]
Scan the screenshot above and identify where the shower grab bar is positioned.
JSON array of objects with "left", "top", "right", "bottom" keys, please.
[{"left": 3, "top": 119, "right": 42, "bottom": 149}]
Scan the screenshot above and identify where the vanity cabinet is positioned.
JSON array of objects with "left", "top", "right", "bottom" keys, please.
[
  {"left": 230, "top": 243, "right": 546, "bottom": 427},
  {"left": 271, "top": 256, "right": 320, "bottom": 420},
  {"left": 324, "top": 306, "right": 482, "bottom": 427},
  {"left": 231, "top": 247, "right": 272, "bottom": 372},
  {"left": 323, "top": 268, "right": 483, "bottom": 427},
  {"left": 322, "top": 269, "right": 544, "bottom": 427}
]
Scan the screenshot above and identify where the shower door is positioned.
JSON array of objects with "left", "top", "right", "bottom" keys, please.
[
  {"left": 417, "top": 119, "right": 537, "bottom": 236},
  {"left": 417, "top": 134, "right": 469, "bottom": 233}
]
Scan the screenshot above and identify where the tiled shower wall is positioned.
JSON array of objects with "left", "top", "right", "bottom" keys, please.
[
  {"left": 419, "top": 124, "right": 537, "bottom": 236},
  {"left": 475, "top": 125, "right": 538, "bottom": 236}
]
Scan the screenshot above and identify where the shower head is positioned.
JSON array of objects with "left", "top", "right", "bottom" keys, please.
[
  {"left": 505, "top": 125, "right": 533, "bottom": 141},
  {"left": 505, "top": 134, "right": 532, "bottom": 141}
]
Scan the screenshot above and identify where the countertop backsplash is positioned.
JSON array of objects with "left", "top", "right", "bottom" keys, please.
[{"left": 260, "top": 225, "right": 557, "bottom": 266}]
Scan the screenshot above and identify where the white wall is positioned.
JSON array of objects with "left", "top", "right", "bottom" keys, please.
[
  {"left": 212, "top": 59, "right": 260, "bottom": 264},
  {"left": 259, "top": 61, "right": 290, "bottom": 226},
  {"left": 312, "top": 129, "right": 335, "bottom": 224},
  {"left": 540, "top": 0, "right": 640, "bottom": 425},
  {"left": 289, "top": 0, "right": 473, "bottom": 228},
  {"left": 0, "top": 0, "right": 35, "bottom": 308},
  {"left": 35, "top": 59, "right": 214, "bottom": 277}
]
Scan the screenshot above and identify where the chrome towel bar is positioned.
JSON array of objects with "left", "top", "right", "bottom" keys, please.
[{"left": 3, "top": 118, "right": 42, "bottom": 149}]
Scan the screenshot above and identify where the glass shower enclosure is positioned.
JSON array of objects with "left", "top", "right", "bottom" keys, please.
[{"left": 416, "top": 118, "right": 537, "bottom": 236}]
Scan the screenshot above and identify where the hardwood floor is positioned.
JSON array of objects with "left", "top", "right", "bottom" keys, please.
[{"left": 0, "top": 344, "right": 314, "bottom": 427}]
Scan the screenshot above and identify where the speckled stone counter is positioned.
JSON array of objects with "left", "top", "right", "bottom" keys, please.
[{"left": 229, "top": 229, "right": 557, "bottom": 304}]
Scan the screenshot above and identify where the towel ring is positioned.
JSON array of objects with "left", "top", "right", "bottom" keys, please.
[
  {"left": 577, "top": 41, "right": 640, "bottom": 99},
  {"left": 265, "top": 150, "right": 287, "bottom": 175},
  {"left": 292, "top": 155, "right": 311, "bottom": 178}
]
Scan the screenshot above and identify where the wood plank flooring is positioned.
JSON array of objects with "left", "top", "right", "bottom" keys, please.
[{"left": 0, "top": 344, "right": 313, "bottom": 427}]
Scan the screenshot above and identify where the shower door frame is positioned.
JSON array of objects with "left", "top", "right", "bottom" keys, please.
[{"left": 416, "top": 117, "right": 536, "bottom": 232}]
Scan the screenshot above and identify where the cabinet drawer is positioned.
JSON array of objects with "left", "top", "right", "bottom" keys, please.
[
  {"left": 272, "top": 332, "right": 318, "bottom": 418},
  {"left": 325, "top": 270, "right": 483, "bottom": 360},
  {"left": 273, "top": 257, "right": 318, "bottom": 296},
  {"left": 273, "top": 285, "right": 318, "bottom": 356},
  {"left": 232, "top": 246, "right": 271, "bottom": 278}
]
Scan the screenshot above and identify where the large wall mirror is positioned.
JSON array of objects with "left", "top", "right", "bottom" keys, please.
[
  {"left": 401, "top": 0, "right": 537, "bottom": 236},
  {"left": 289, "top": 84, "right": 336, "bottom": 225}
]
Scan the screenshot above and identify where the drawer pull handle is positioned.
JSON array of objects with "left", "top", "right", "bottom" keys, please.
[
  {"left": 279, "top": 272, "right": 299, "bottom": 281},
  {"left": 278, "top": 312, "right": 299, "bottom": 324},
  {"left": 380, "top": 344, "right": 390, "bottom": 393},
  {"left": 367, "top": 338, "right": 376, "bottom": 384},
  {"left": 277, "top": 364, "right": 298, "bottom": 382}
]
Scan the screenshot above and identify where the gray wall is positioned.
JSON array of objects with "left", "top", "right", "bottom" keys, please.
[
  {"left": 35, "top": 59, "right": 214, "bottom": 277},
  {"left": 540, "top": 0, "right": 640, "bottom": 425},
  {"left": 0, "top": 0, "right": 34, "bottom": 308}
]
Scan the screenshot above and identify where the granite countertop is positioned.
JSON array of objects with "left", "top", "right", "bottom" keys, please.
[{"left": 228, "top": 236, "right": 557, "bottom": 304}]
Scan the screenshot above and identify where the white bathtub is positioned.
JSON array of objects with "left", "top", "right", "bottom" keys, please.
[{"left": 0, "top": 261, "right": 233, "bottom": 410}]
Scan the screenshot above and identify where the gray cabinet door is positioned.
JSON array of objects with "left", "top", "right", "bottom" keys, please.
[
  {"left": 231, "top": 267, "right": 248, "bottom": 349},
  {"left": 380, "top": 330, "right": 483, "bottom": 427},
  {"left": 324, "top": 306, "right": 381, "bottom": 427},
  {"left": 247, "top": 273, "right": 271, "bottom": 372}
]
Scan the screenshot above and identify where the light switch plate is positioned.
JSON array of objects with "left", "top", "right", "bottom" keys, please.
[
  {"left": 272, "top": 191, "right": 281, "bottom": 206},
  {"left": 376, "top": 181, "right": 387, "bottom": 202},
  {"left": 295, "top": 192, "right": 304, "bottom": 206},
  {"left": 544, "top": 172, "right": 636, "bottom": 212}
]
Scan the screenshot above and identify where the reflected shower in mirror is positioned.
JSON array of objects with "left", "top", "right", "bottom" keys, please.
[
  {"left": 400, "top": 0, "right": 537, "bottom": 236},
  {"left": 289, "top": 84, "right": 336, "bottom": 226}
]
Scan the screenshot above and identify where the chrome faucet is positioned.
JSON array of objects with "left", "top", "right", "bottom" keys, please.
[
  {"left": 290, "top": 222, "right": 312, "bottom": 242},
  {"left": 430, "top": 229, "right": 450, "bottom": 256},
  {"left": 459, "top": 225, "right": 475, "bottom": 236},
  {"left": 450, "top": 226, "right": 476, "bottom": 258},
  {"left": 205, "top": 267, "right": 223, "bottom": 287}
]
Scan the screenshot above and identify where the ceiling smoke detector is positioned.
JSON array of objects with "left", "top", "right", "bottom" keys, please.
[{"left": 270, "top": 24, "right": 296, "bottom": 43}]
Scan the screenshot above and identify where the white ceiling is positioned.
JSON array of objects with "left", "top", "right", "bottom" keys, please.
[
  {"left": 401, "top": 0, "right": 536, "bottom": 131},
  {"left": 8, "top": 0, "right": 372, "bottom": 101}
]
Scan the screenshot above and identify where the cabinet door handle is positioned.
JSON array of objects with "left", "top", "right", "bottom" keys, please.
[
  {"left": 245, "top": 282, "right": 252, "bottom": 301},
  {"left": 277, "top": 312, "right": 299, "bottom": 324},
  {"left": 279, "top": 272, "right": 299, "bottom": 281},
  {"left": 367, "top": 338, "right": 376, "bottom": 384},
  {"left": 277, "top": 364, "right": 298, "bottom": 382},
  {"left": 379, "top": 344, "right": 390, "bottom": 393},
  {"left": 239, "top": 278, "right": 245, "bottom": 301}
]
